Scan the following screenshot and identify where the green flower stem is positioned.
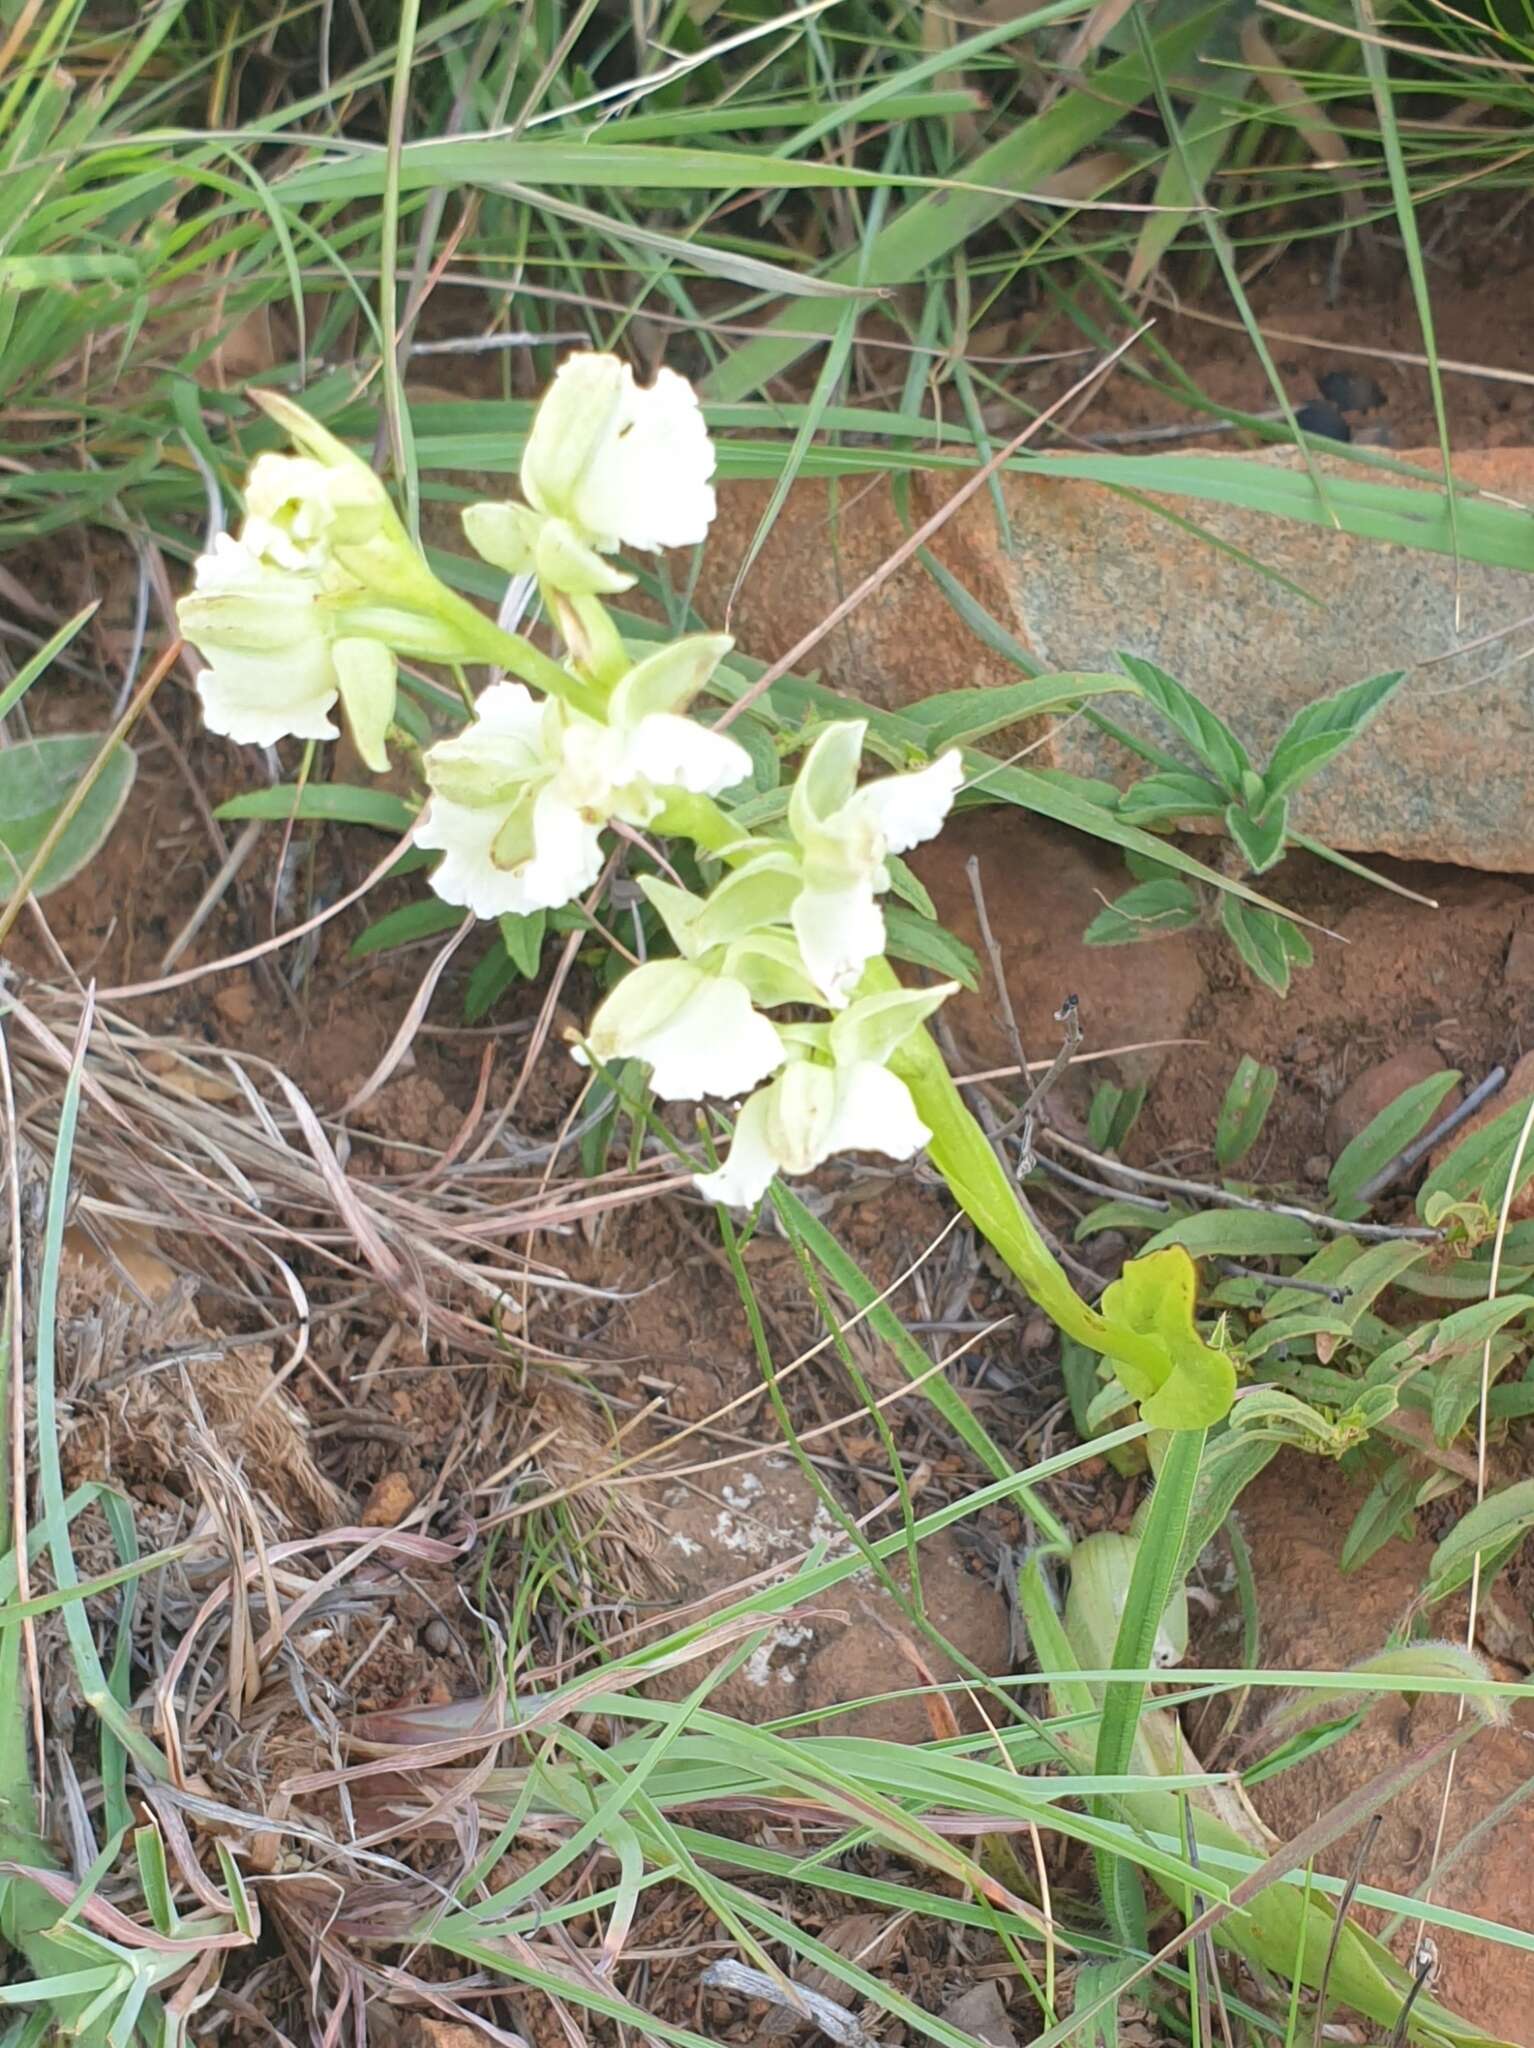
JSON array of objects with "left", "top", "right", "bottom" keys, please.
[
  {"left": 651, "top": 793, "right": 1168, "bottom": 1386},
  {"left": 873, "top": 959, "right": 1173, "bottom": 1386},
  {"left": 429, "top": 583, "right": 609, "bottom": 722}
]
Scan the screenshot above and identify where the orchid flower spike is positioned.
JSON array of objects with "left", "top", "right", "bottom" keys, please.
[
  {"left": 575, "top": 854, "right": 820, "bottom": 1101},
  {"left": 418, "top": 636, "right": 750, "bottom": 919},
  {"left": 462, "top": 352, "right": 716, "bottom": 601},
  {"left": 786, "top": 722, "right": 965, "bottom": 1008},
  {"left": 696, "top": 981, "right": 958, "bottom": 1209}
]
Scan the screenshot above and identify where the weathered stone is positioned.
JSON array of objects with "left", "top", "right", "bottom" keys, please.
[{"left": 697, "top": 450, "right": 1534, "bottom": 872}]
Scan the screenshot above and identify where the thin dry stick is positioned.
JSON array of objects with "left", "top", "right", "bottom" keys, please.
[
  {"left": 715, "top": 324, "right": 1154, "bottom": 730},
  {"left": 1041, "top": 1129, "right": 1441, "bottom": 1243},
  {"left": 1413, "top": 1091, "right": 1534, "bottom": 1951}
]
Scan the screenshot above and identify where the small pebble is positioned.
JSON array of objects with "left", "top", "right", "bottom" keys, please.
[
  {"left": 423, "top": 1618, "right": 451, "bottom": 1655},
  {"left": 1303, "top": 1153, "right": 1332, "bottom": 1184},
  {"left": 1021, "top": 1312, "right": 1055, "bottom": 1355},
  {"left": 360, "top": 1469, "right": 416, "bottom": 1527}
]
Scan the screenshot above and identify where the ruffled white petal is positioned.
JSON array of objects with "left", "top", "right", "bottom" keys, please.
[
  {"left": 195, "top": 644, "right": 339, "bottom": 747},
  {"left": 617, "top": 712, "right": 751, "bottom": 800},
  {"left": 596, "top": 966, "right": 783, "bottom": 1101},
  {"left": 791, "top": 877, "right": 885, "bottom": 1010},
  {"left": 823, "top": 1062, "right": 930, "bottom": 1164},
  {"left": 574, "top": 364, "right": 716, "bottom": 553},
  {"left": 694, "top": 1087, "right": 781, "bottom": 1209},
  {"left": 465, "top": 681, "right": 549, "bottom": 746},
  {"left": 418, "top": 786, "right": 603, "bottom": 918},
  {"left": 848, "top": 750, "right": 964, "bottom": 855}
]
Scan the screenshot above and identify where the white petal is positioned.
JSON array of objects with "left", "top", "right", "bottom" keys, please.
[
  {"left": 823, "top": 1063, "right": 931, "bottom": 1164},
  {"left": 194, "top": 643, "right": 338, "bottom": 748},
  {"left": 847, "top": 750, "right": 964, "bottom": 856},
  {"left": 422, "top": 683, "right": 551, "bottom": 806},
  {"left": 694, "top": 1087, "right": 781, "bottom": 1209},
  {"left": 466, "top": 681, "right": 550, "bottom": 745},
  {"left": 516, "top": 786, "right": 608, "bottom": 911},
  {"left": 765, "top": 1061, "right": 839, "bottom": 1175},
  {"left": 791, "top": 878, "right": 885, "bottom": 1010},
  {"left": 571, "top": 365, "right": 717, "bottom": 553},
  {"left": 521, "top": 354, "right": 628, "bottom": 526},
  {"left": 618, "top": 713, "right": 751, "bottom": 799},
  {"left": 417, "top": 787, "right": 603, "bottom": 919},
  {"left": 595, "top": 967, "right": 783, "bottom": 1101}
]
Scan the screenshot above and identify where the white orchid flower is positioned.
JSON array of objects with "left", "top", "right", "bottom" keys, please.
[
  {"left": 522, "top": 352, "right": 717, "bottom": 556},
  {"left": 241, "top": 451, "right": 391, "bottom": 573},
  {"left": 787, "top": 721, "right": 965, "bottom": 1009},
  {"left": 418, "top": 636, "right": 751, "bottom": 920},
  {"left": 177, "top": 535, "right": 398, "bottom": 770},
  {"left": 696, "top": 981, "right": 957, "bottom": 1209},
  {"left": 179, "top": 394, "right": 480, "bottom": 768},
  {"left": 579, "top": 960, "right": 785, "bottom": 1101},
  {"left": 575, "top": 855, "right": 821, "bottom": 1100}
]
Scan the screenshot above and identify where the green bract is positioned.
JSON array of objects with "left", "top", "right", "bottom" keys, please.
[{"left": 1098, "top": 1248, "right": 1237, "bottom": 1431}]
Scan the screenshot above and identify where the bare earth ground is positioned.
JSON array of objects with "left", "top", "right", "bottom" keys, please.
[{"left": 7, "top": 231, "right": 1534, "bottom": 2042}]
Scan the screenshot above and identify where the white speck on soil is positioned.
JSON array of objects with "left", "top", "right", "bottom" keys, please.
[{"left": 742, "top": 1622, "right": 815, "bottom": 1688}]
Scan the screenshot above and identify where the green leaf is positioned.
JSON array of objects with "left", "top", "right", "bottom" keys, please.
[
  {"left": 1328, "top": 1069, "right": 1462, "bottom": 1220},
  {"left": 882, "top": 906, "right": 980, "bottom": 991},
  {"left": 465, "top": 938, "right": 520, "bottom": 1022},
  {"left": 1418, "top": 1088, "right": 1534, "bottom": 1220},
  {"left": 1425, "top": 1480, "right": 1534, "bottom": 1605},
  {"left": 1243, "top": 1707, "right": 1366, "bottom": 1788},
  {"left": 0, "top": 604, "right": 95, "bottom": 725},
  {"left": 350, "top": 898, "right": 464, "bottom": 959},
  {"left": 1083, "top": 878, "right": 1201, "bottom": 946},
  {"left": 1263, "top": 670, "right": 1406, "bottom": 803},
  {"left": 1215, "top": 1055, "right": 1278, "bottom": 1170},
  {"left": 1074, "top": 1200, "right": 1166, "bottom": 1241},
  {"left": 884, "top": 854, "right": 936, "bottom": 920},
  {"left": 1143, "top": 1210, "right": 1317, "bottom": 1259},
  {"left": 1115, "top": 653, "right": 1251, "bottom": 793},
  {"left": 0, "top": 734, "right": 136, "bottom": 898},
  {"left": 902, "top": 671, "right": 1134, "bottom": 752},
  {"left": 216, "top": 783, "right": 415, "bottom": 832},
  {"left": 1099, "top": 1247, "right": 1236, "bottom": 1430},
  {"left": 1115, "top": 770, "right": 1227, "bottom": 828},
  {"left": 1224, "top": 798, "right": 1288, "bottom": 875},
  {"left": 1219, "top": 895, "right": 1312, "bottom": 995},
  {"left": 499, "top": 909, "right": 546, "bottom": 981},
  {"left": 1088, "top": 1083, "right": 1145, "bottom": 1155},
  {"left": 1341, "top": 1458, "right": 1419, "bottom": 1573}
]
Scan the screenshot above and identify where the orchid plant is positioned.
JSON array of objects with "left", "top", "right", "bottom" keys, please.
[{"left": 177, "top": 354, "right": 1236, "bottom": 1437}]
